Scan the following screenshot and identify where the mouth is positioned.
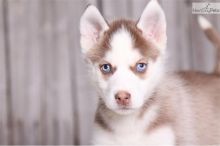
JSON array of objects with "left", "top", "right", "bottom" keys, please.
[
  {"left": 119, "top": 107, "right": 132, "bottom": 110},
  {"left": 115, "top": 106, "right": 135, "bottom": 115},
  {"left": 117, "top": 105, "right": 133, "bottom": 110}
]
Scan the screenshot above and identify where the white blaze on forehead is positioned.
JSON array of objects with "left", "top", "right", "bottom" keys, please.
[{"left": 105, "top": 27, "right": 142, "bottom": 65}]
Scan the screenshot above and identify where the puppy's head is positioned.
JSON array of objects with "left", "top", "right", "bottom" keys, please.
[{"left": 80, "top": 0, "right": 167, "bottom": 115}]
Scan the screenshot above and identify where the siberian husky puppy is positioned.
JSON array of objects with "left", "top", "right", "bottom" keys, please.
[{"left": 80, "top": 0, "right": 220, "bottom": 145}]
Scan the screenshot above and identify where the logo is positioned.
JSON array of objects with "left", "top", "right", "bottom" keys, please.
[{"left": 192, "top": 2, "right": 220, "bottom": 14}]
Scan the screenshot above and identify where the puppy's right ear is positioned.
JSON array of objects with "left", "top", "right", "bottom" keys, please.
[{"left": 80, "top": 5, "right": 109, "bottom": 54}]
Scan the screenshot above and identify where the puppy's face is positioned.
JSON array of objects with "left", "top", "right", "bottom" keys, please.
[{"left": 80, "top": 0, "right": 167, "bottom": 115}]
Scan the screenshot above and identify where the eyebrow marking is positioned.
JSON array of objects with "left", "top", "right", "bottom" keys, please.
[
  {"left": 130, "top": 58, "right": 148, "bottom": 79},
  {"left": 99, "top": 60, "right": 117, "bottom": 79}
]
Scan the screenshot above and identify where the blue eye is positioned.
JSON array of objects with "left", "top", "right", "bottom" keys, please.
[
  {"left": 136, "top": 63, "right": 147, "bottom": 73},
  {"left": 100, "top": 64, "right": 112, "bottom": 74}
]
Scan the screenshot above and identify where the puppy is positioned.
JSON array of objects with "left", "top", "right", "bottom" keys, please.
[{"left": 80, "top": 0, "right": 220, "bottom": 145}]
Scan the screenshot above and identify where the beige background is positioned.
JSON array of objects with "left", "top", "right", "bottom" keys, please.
[{"left": 0, "top": 0, "right": 220, "bottom": 145}]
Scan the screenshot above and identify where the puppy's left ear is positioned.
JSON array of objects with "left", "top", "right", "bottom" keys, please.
[{"left": 137, "top": 0, "right": 167, "bottom": 49}]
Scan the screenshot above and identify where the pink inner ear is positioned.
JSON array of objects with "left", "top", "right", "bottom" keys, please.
[
  {"left": 143, "top": 23, "right": 166, "bottom": 45},
  {"left": 147, "top": 31, "right": 154, "bottom": 38},
  {"left": 87, "top": 22, "right": 104, "bottom": 43},
  {"left": 92, "top": 31, "right": 99, "bottom": 43},
  {"left": 82, "top": 28, "right": 99, "bottom": 43}
]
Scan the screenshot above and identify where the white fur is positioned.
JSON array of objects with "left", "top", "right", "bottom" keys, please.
[
  {"left": 94, "top": 27, "right": 165, "bottom": 115},
  {"left": 198, "top": 16, "right": 212, "bottom": 30},
  {"left": 145, "top": 126, "right": 175, "bottom": 145},
  {"left": 92, "top": 105, "right": 159, "bottom": 144},
  {"left": 92, "top": 105, "right": 175, "bottom": 145}
]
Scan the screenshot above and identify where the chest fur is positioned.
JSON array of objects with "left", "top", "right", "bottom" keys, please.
[
  {"left": 92, "top": 105, "right": 175, "bottom": 145},
  {"left": 92, "top": 124, "right": 175, "bottom": 145}
]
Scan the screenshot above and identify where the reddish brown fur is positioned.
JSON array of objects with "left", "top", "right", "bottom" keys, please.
[
  {"left": 94, "top": 99, "right": 113, "bottom": 132},
  {"left": 87, "top": 19, "right": 160, "bottom": 63}
]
